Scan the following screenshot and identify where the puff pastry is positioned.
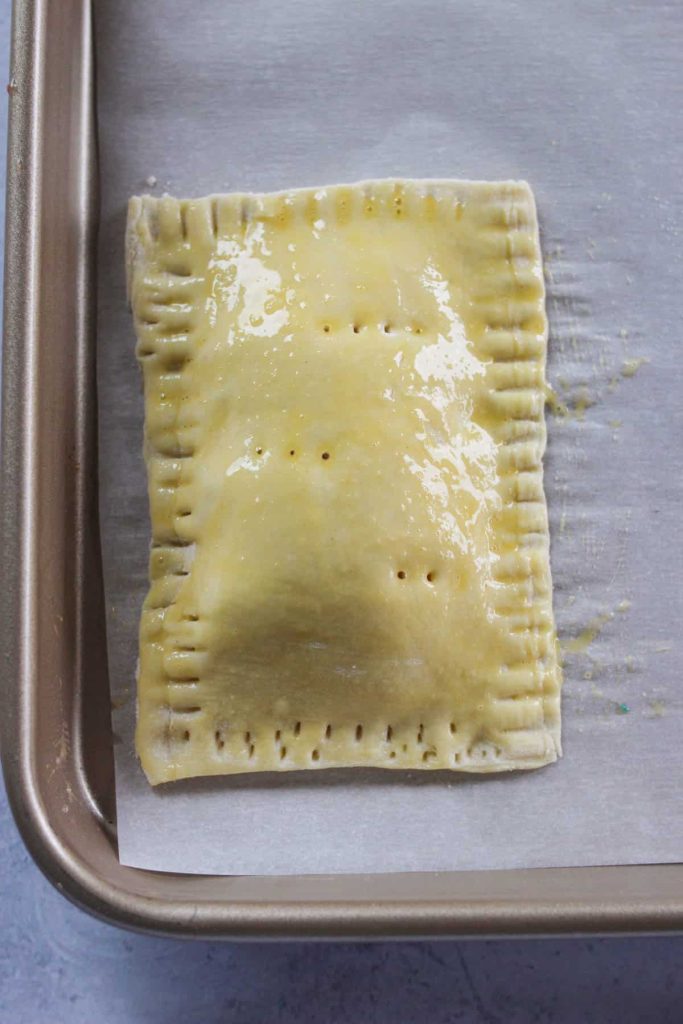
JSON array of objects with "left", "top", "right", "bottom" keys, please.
[{"left": 127, "top": 179, "right": 561, "bottom": 785}]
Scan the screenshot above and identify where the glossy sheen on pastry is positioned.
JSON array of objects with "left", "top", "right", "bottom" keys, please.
[{"left": 127, "top": 179, "right": 561, "bottom": 785}]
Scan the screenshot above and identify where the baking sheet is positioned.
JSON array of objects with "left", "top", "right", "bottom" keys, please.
[{"left": 96, "top": 0, "right": 683, "bottom": 875}]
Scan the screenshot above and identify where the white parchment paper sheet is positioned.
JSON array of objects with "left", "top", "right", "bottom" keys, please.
[{"left": 96, "top": 0, "right": 682, "bottom": 874}]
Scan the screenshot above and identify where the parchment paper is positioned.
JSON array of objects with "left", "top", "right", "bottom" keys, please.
[{"left": 96, "top": 0, "right": 683, "bottom": 874}]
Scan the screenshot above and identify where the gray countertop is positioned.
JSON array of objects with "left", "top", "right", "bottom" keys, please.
[{"left": 0, "top": 2, "right": 681, "bottom": 1020}]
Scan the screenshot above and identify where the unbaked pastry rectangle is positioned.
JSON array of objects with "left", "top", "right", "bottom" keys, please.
[{"left": 127, "top": 179, "right": 561, "bottom": 785}]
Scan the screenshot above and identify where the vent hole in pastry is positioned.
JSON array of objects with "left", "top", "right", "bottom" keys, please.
[
  {"left": 386, "top": 725, "right": 393, "bottom": 742},
  {"left": 426, "top": 571, "right": 436, "bottom": 583},
  {"left": 321, "top": 451, "right": 330, "bottom": 460},
  {"left": 422, "top": 750, "right": 434, "bottom": 763},
  {"left": 289, "top": 449, "right": 296, "bottom": 456},
  {"left": 178, "top": 509, "right": 192, "bottom": 518},
  {"left": 383, "top": 323, "right": 392, "bottom": 334},
  {"left": 413, "top": 325, "right": 423, "bottom": 335},
  {"left": 175, "top": 705, "right": 201, "bottom": 714},
  {"left": 454, "top": 752, "right": 461, "bottom": 764},
  {"left": 389, "top": 750, "right": 396, "bottom": 759},
  {"left": 311, "top": 749, "right": 320, "bottom": 761},
  {"left": 174, "top": 570, "right": 189, "bottom": 577},
  {"left": 355, "top": 724, "right": 363, "bottom": 742},
  {"left": 244, "top": 731, "right": 251, "bottom": 744},
  {"left": 275, "top": 729, "right": 281, "bottom": 742},
  {"left": 182, "top": 729, "right": 191, "bottom": 742},
  {"left": 397, "top": 570, "right": 406, "bottom": 580},
  {"left": 184, "top": 613, "right": 199, "bottom": 622},
  {"left": 325, "top": 724, "right": 332, "bottom": 740},
  {"left": 248, "top": 743, "right": 255, "bottom": 758},
  {"left": 280, "top": 745, "right": 287, "bottom": 760},
  {"left": 449, "top": 722, "right": 457, "bottom": 735},
  {"left": 215, "top": 730, "right": 225, "bottom": 750},
  {"left": 294, "top": 721, "right": 301, "bottom": 736},
  {"left": 256, "top": 447, "right": 263, "bottom": 455},
  {"left": 353, "top": 324, "right": 361, "bottom": 334},
  {"left": 417, "top": 724, "right": 424, "bottom": 743},
  {"left": 323, "top": 324, "right": 331, "bottom": 334}
]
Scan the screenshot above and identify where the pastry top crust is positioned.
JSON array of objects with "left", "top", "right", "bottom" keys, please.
[{"left": 127, "top": 179, "right": 561, "bottom": 785}]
